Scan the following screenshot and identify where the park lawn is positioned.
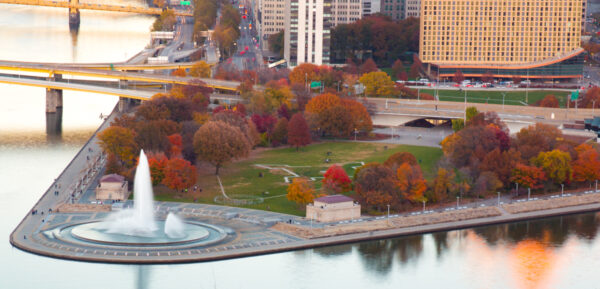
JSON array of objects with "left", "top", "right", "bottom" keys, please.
[
  {"left": 154, "top": 142, "right": 442, "bottom": 216},
  {"left": 420, "top": 89, "right": 571, "bottom": 107}
]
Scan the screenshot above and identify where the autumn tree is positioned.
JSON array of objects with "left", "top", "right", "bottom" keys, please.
[
  {"left": 481, "top": 72, "right": 494, "bottom": 83},
  {"left": 359, "top": 71, "right": 395, "bottom": 97},
  {"left": 408, "top": 62, "right": 421, "bottom": 79},
  {"left": 428, "top": 168, "right": 455, "bottom": 203},
  {"left": 305, "top": 93, "right": 341, "bottom": 115},
  {"left": 171, "top": 68, "right": 187, "bottom": 77},
  {"left": 453, "top": 70, "right": 465, "bottom": 83},
  {"left": 342, "top": 98, "right": 373, "bottom": 133},
  {"left": 98, "top": 126, "right": 138, "bottom": 167},
  {"left": 384, "top": 152, "right": 417, "bottom": 170},
  {"left": 465, "top": 106, "right": 479, "bottom": 123},
  {"left": 133, "top": 119, "right": 179, "bottom": 153},
  {"left": 533, "top": 149, "right": 573, "bottom": 185},
  {"left": 162, "top": 158, "right": 197, "bottom": 191},
  {"left": 392, "top": 60, "right": 405, "bottom": 79},
  {"left": 441, "top": 125, "right": 501, "bottom": 168},
  {"left": 536, "top": 95, "right": 560, "bottom": 108},
  {"left": 268, "top": 29, "right": 285, "bottom": 57},
  {"left": 287, "top": 113, "right": 311, "bottom": 150},
  {"left": 473, "top": 171, "right": 503, "bottom": 198},
  {"left": 359, "top": 58, "right": 378, "bottom": 74},
  {"left": 289, "top": 63, "right": 320, "bottom": 85},
  {"left": 514, "top": 123, "right": 563, "bottom": 162},
  {"left": 354, "top": 164, "right": 397, "bottom": 211},
  {"left": 572, "top": 144, "right": 600, "bottom": 185},
  {"left": 193, "top": 121, "right": 250, "bottom": 174},
  {"left": 271, "top": 117, "right": 288, "bottom": 146},
  {"left": 189, "top": 61, "right": 211, "bottom": 78},
  {"left": 147, "top": 152, "right": 168, "bottom": 186},
  {"left": 512, "top": 75, "right": 522, "bottom": 85},
  {"left": 510, "top": 163, "right": 546, "bottom": 189},
  {"left": 152, "top": 9, "right": 176, "bottom": 31},
  {"left": 287, "top": 177, "right": 316, "bottom": 205},
  {"left": 322, "top": 165, "right": 352, "bottom": 193},
  {"left": 396, "top": 163, "right": 427, "bottom": 202},
  {"left": 480, "top": 148, "right": 522, "bottom": 185}
]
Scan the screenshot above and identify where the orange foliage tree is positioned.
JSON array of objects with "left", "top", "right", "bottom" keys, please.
[
  {"left": 384, "top": 152, "right": 417, "bottom": 168},
  {"left": 147, "top": 152, "right": 168, "bottom": 186},
  {"left": 341, "top": 98, "right": 373, "bottom": 132},
  {"left": 97, "top": 126, "right": 138, "bottom": 167},
  {"left": 536, "top": 95, "right": 560, "bottom": 108},
  {"left": 354, "top": 164, "right": 397, "bottom": 211},
  {"left": 322, "top": 165, "right": 352, "bottom": 193},
  {"left": 510, "top": 163, "right": 546, "bottom": 189},
  {"left": 396, "top": 163, "right": 427, "bottom": 202},
  {"left": 162, "top": 158, "right": 197, "bottom": 191},
  {"left": 572, "top": 144, "right": 600, "bottom": 185},
  {"left": 428, "top": 167, "right": 456, "bottom": 203},
  {"left": 171, "top": 68, "right": 187, "bottom": 77},
  {"left": 289, "top": 63, "right": 320, "bottom": 85},
  {"left": 305, "top": 93, "right": 341, "bottom": 115},
  {"left": 287, "top": 177, "right": 316, "bottom": 205}
]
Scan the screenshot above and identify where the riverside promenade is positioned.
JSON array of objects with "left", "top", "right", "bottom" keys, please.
[{"left": 9, "top": 105, "right": 600, "bottom": 264}]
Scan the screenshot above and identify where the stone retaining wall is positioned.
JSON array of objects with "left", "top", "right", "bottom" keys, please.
[
  {"left": 57, "top": 204, "right": 112, "bottom": 213},
  {"left": 502, "top": 193, "right": 600, "bottom": 214},
  {"left": 274, "top": 206, "right": 501, "bottom": 239}
]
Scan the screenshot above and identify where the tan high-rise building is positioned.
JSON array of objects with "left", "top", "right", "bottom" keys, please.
[
  {"left": 331, "top": 0, "right": 363, "bottom": 26},
  {"left": 419, "top": 0, "right": 586, "bottom": 80},
  {"left": 259, "top": 0, "right": 286, "bottom": 51}
]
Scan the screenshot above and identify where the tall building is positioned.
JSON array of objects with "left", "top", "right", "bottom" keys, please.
[
  {"left": 404, "top": 0, "right": 420, "bottom": 18},
  {"left": 419, "top": 0, "right": 585, "bottom": 80},
  {"left": 259, "top": 0, "right": 286, "bottom": 51},
  {"left": 284, "top": 0, "right": 332, "bottom": 66},
  {"left": 381, "top": 0, "right": 404, "bottom": 20},
  {"left": 362, "top": 0, "right": 381, "bottom": 16},
  {"left": 331, "top": 0, "right": 363, "bottom": 26}
]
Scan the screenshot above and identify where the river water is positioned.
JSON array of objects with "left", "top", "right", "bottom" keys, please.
[{"left": 1, "top": 4, "right": 600, "bottom": 289}]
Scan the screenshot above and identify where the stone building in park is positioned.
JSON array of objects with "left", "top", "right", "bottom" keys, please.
[
  {"left": 95, "top": 174, "right": 129, "bottom": 201},
  {"left": 306, "top": 195, "right": 361, "bottom": 222},
  {"left": 419, "top": 0, "right": 586, "bottom": 81}
]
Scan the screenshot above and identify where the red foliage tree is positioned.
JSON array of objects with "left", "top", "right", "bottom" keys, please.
[
  {"left": 167, "top": 134, "right": 183, "bottom": 158},
  {"left": 162, "top": 158, "right": 197, "bottom": 191},
  {"left": 572, "top": 144, "right": 600, "bottom": 185},
  {"left": 147, "top": 152, "right": 168, "bottom": 186},
  {"left": 510, "top": 163, "right": 546, "bottom": 189},
  {"left": 453, "top": 70, "right": 465, "bottom": 83},
  {"left": 392, "top": 59, "right": 405, "bottom": 79},
  {"left": 251, "top": 113, "right": 277, "bottom": 134},
  {"left": 322, "top": 165, "right": 352, "bottom": 193},
  {"left": 536, "top": 95, "right": 560, "bottom": 108},
  {"left": 396, "top": 163, "right": 427, "bottom": 202},
  {"left": 360, "top": 58, "right": 378, "bottom": 74},
  {"left": 287, "top": 113, "right": 312, "bottom": 150}
]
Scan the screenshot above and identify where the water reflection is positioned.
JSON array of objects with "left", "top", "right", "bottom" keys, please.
[
  {"left": 45, "top": 108, "right": 63, "bottom": 142},
  {"left": 313, "top": 243, "right": 353, "bottom": 258},
  {"left": 473, "top": 214, "right": 600, "bottom": 246}
]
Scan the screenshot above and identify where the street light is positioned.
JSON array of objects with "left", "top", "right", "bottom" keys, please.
[
  {"left": 456, "top": 196, "right": 460, "bottom": 209},
  {"left": 561, "top": 183, "right": 564, "bottom": 197},
  {"left": 528, "top": 188, "right": 531, "bottom": 201},
  {"left": 515, "top": 182, "right": 519, "bottom": 197},
  {"left": 354, "top": 128, "right": 358, "bottom": 141},
  {"left": 422, "top": 199, "right": 426, "bottom": 213},
  {"left": 497, "top": 191, "right": 500, "bottom": 206},
  {"left": 387, "top": 204, "right": 390, "bottom": 225}
]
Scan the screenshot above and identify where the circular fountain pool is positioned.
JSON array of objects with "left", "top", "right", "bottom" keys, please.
[{"left": 58, "top": 220, "right": 228, "bottom": 248}]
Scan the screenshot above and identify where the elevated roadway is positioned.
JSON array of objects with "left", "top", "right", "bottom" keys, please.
[
  {"left": 0, "top": 0, "right": 193, "bottom": 16},
  {"left": 0, "top": 75, "right": 155, "bottom": 100},
  {"left": 0, "top": 63, "right": 241, "bottom": 91}
]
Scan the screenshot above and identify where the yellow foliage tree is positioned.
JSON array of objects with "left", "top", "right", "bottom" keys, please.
[
  {"left": 189, "top": 61, "right": 212, "bottom": 78},
  {"left": 286, "top": 177, "right": 316, "bottom": 205},
  {"left": 359, "top": 71, "right": 395, "bottom": 97}
]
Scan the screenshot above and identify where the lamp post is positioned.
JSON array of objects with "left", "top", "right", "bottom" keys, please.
[
  {"left": 422, "top": 199, "right": 426, "bottom": 213},
  {"left": 596, "top": 180, "right": 598, "bottom": 192},
  {"left": 528, "top": 188, "right": 531, "bottom": 201},
  {"left": 456, "top": 196, "right": 460, "bottom": 209},
  {"left": 502, "top": 92, "right": 506, "bottom": 110},
  {"left": 497, "top": 191, "right": 500, "bottom": 206},
  {"left": 515, "top": 182, "right": 519, "bottom": 197},
  {"left": 305, "top": 73, "right": 308, "bottom": 92},
  {"left": 561, "top": 183, "right": 564, "bottom": 197},
  {"left": 354, "top": 128, "right": 358, "bottom": 141},
  {"left": 387, "top": 204, "right": 390, "bottom": 225}
]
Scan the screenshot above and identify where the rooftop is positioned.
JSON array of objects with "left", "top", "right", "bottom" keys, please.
[
  {"left": 314, "top": 195, "right": 354, "bottom": 204},
  {"left": 100, "top": 174, "right": 125, "bottom": 183}
]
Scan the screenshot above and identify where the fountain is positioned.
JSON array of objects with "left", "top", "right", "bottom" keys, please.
[{"left": 59, "top": 150, "right": 227, "bottom": 248}]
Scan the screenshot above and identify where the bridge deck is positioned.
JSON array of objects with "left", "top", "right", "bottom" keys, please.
[
  {"left": 0, "top": 0, "right": 193, "bottom": 16},
  {"left": 0, "top": 75, "right": 155, "bottom": 99}
]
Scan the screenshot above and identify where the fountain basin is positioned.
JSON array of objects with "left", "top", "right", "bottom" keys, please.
[{"left": 60, "top": 221, "right": 227, "bottom": 247}]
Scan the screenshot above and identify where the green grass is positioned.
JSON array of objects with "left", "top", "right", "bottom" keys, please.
[
  {"left": 154, "top": 142, "right": 442, "bottom": 216},
  {"left": 419, "top": 89, "right": 571, "bottom": 107}
]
